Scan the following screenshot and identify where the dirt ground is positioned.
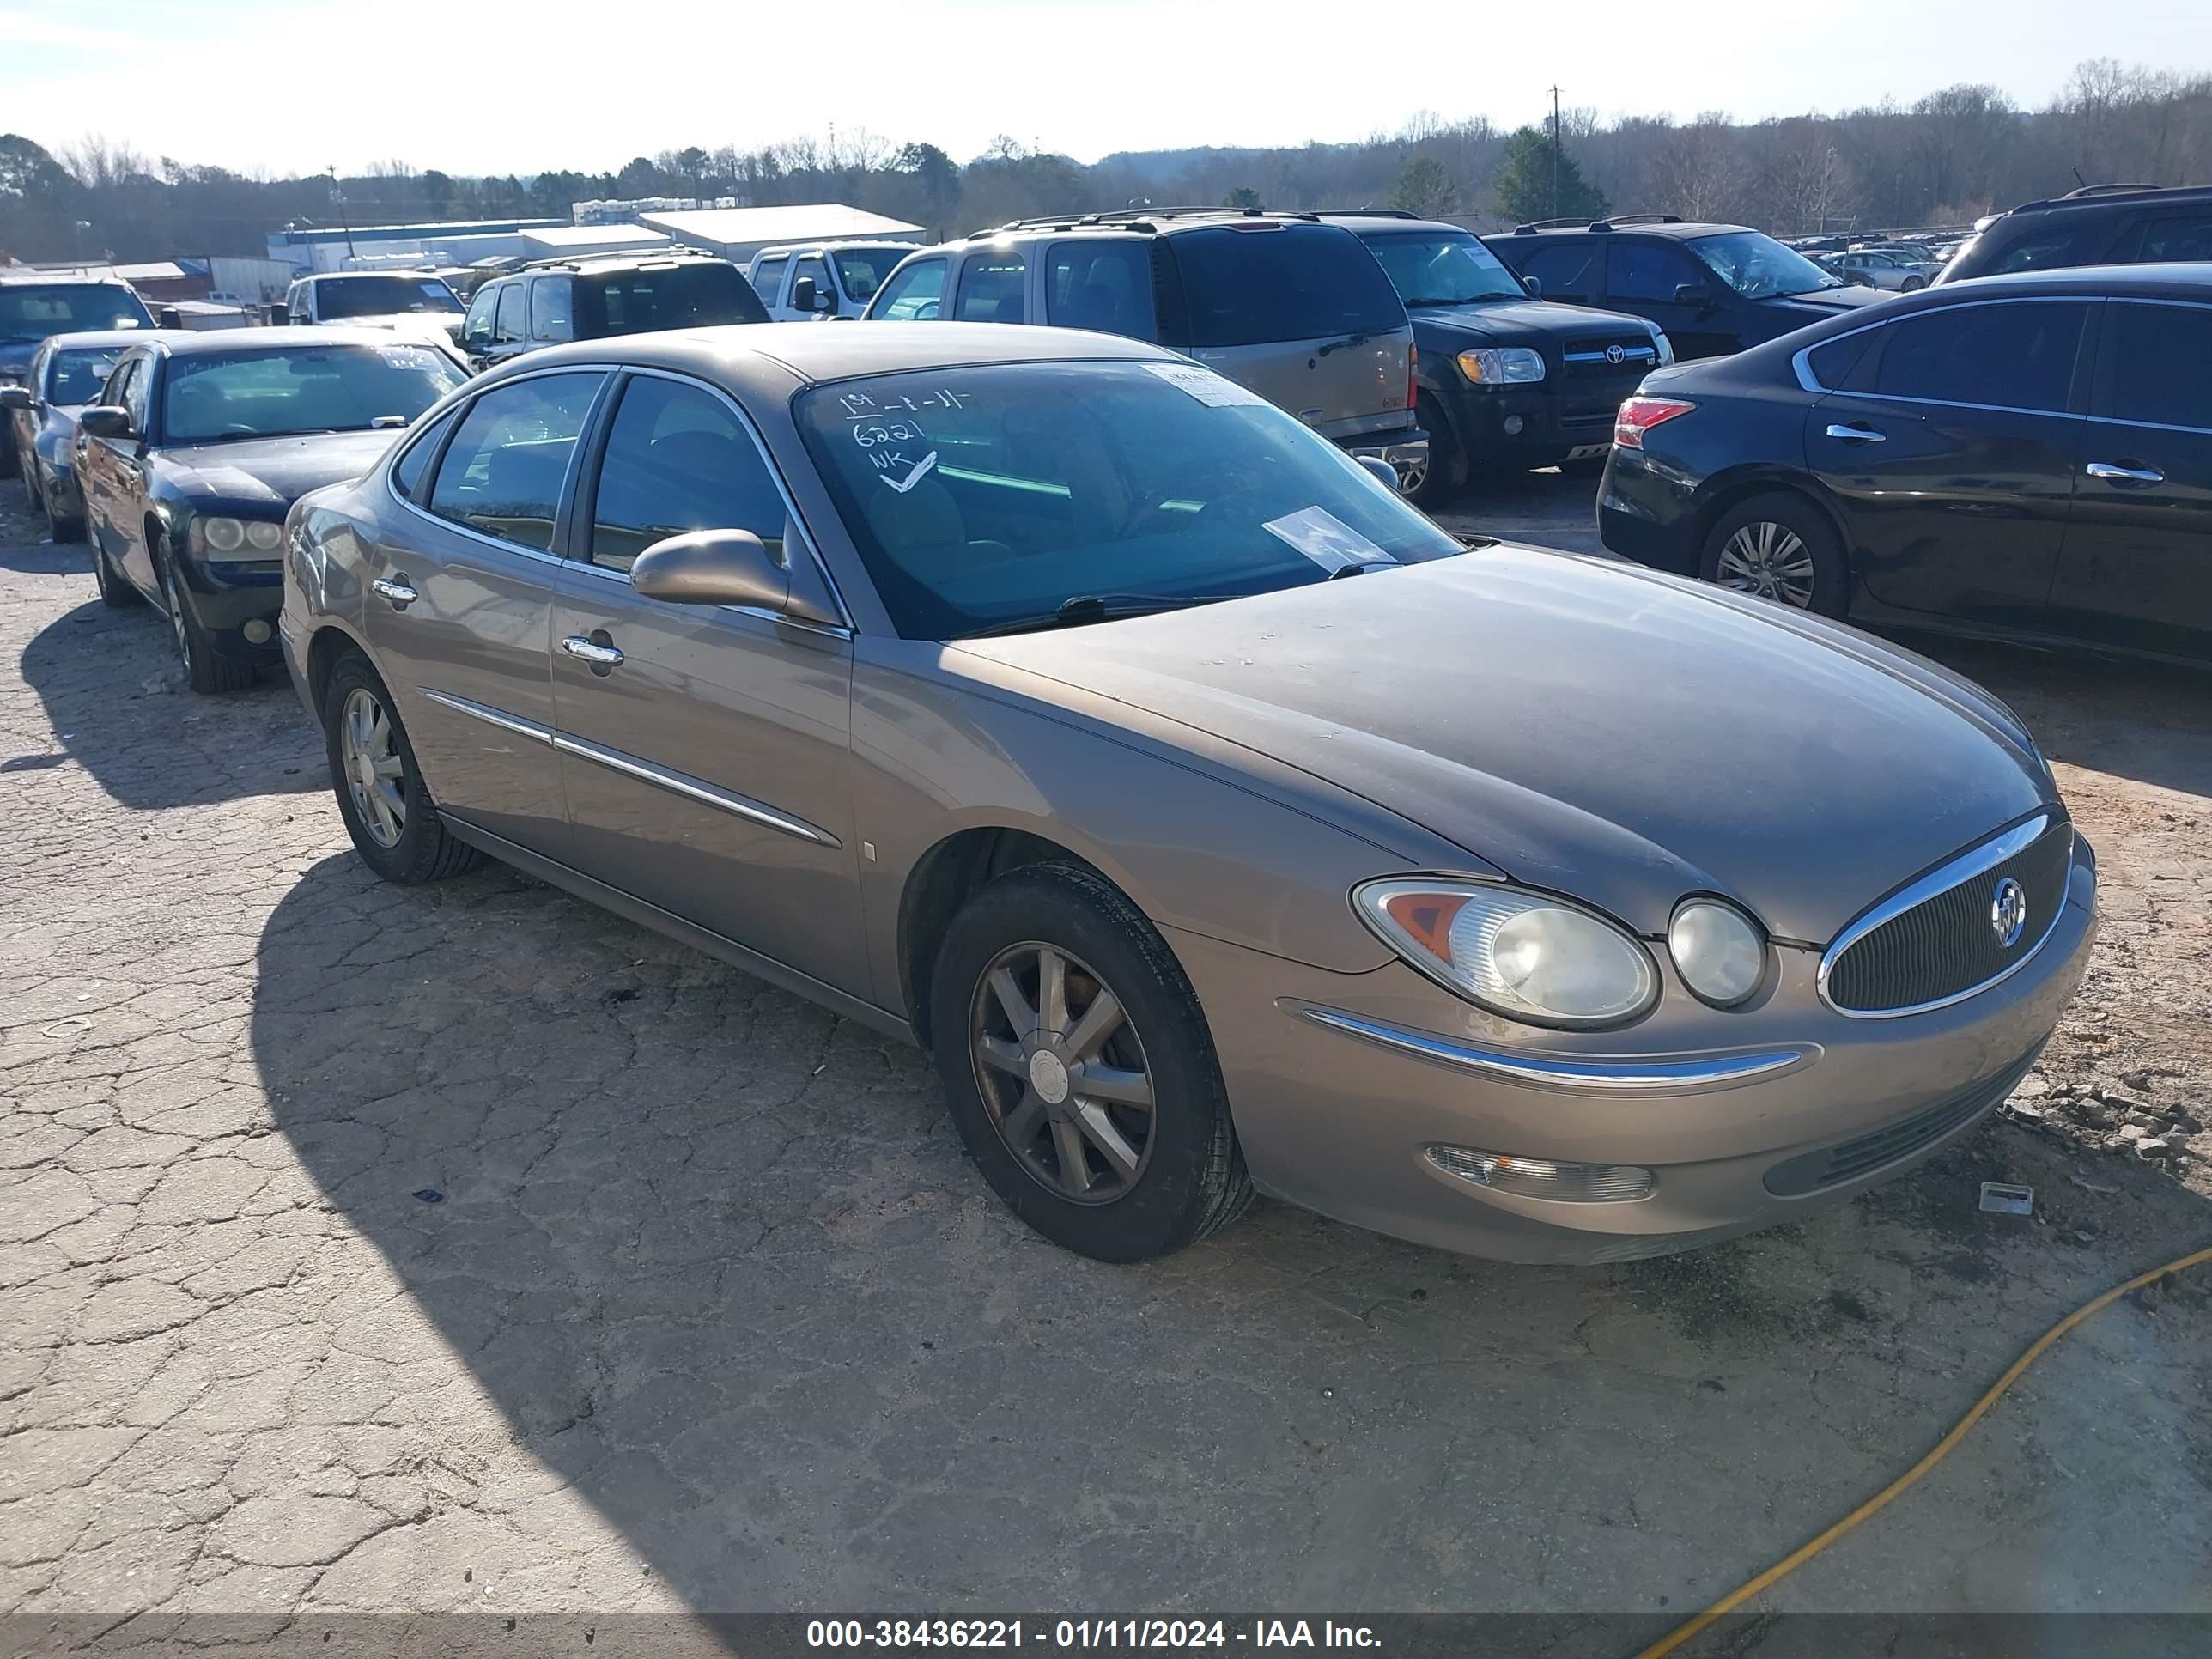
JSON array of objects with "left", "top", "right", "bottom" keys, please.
[{"left": 3, "top": 473, "right": 2209, "bottom": 1632}]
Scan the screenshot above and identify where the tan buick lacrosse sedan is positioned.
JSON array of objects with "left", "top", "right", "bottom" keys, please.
[{"left": 281, "top": 322, "right": 2094, "bottom": 1265}]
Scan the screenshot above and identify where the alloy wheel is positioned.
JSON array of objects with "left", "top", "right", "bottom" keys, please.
[
  {"left": 162, "top": 563, "right": 191, "bottom": 668},
  {"left": 339, "top": 686, "right": 408, "bottom": 848},
  {"left": 1714, "top": 520, "right": 1817, "bottom": 608},
  {"left": 969, "top": 940, "right": 1156, "bottom": 1204}
]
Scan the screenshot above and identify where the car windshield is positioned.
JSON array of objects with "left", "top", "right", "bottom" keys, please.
[
  {"left": 576, "top": 261, "right": 769, "bottom": 336},
  {"left": 1689, "top": 231, "right": 1843, "bottom": 299},
  {"left": 1359, "top": 231, "right": 1527, "bottom": 305},
  {"left": 47, "top": 347, "right": 127, "bottom": 404},
  {"left": 797, "top": 360, "right": 1464, "bottom": 641},
  {"left": 160, "top": 342, "right": 466, "bottom": 444},
  {"left": 315, "top": 276, "right": 464, "bottom": 317},
  {"left": 831, "top": 246, "right": 913, "bottom": 303},
  {"left": 0, "top": 283, "right": 153, "bottom": 343}
]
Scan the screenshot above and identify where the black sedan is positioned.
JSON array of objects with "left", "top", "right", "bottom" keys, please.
[
  {"left": 75, "top": 328, "right": 468, "bottom": 692},
  {"left": 3, "top": 330, "right": 143, "bottom": 541},
  {"left": 1597, "top": 264, "right": 2212, "bottom": 666}
]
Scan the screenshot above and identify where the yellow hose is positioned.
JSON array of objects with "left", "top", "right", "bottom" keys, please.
[{"left": 1635, "top": 1240, "right": 2212, "bottom": 1659}]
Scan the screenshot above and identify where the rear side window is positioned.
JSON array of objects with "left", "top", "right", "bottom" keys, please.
[
  {"left": 390, "top": 408, "right": 454, "bottom": 500},
  {"left": 2105, "top": 301, "right": 2212, "bottom": 430},
  {"left": 2135, "top": 215, "right": 2212, "bottom": 264},
  {"left": 1804, "top": 329, "right": 1878, "bottom": 390},
  {"left": 1607, "top": 241, "right": 1707, "bottom": 303},
  {"left": 954, "top": 253, "right": 1026, "bottom": 322},
  {"left": 1045, "top": 240, "right": 1156, "bottom": 338},
  {"left": 1864, "top": 301, "right": 2089, "bottom": 414},
  {"left": 1170, "top": 224, "right": 1402, "bottom": 348},
  {"left": 578, "top": 262, "right": 769, "bottom": 336},
  {"left": 872, "top": 258, "right": 947, "bottom": 320},
  {"left": 586, "top": 377, "right": 787, "bottom": 573},
  {"left": 530, "top": 277, "right": 574, "bottom": 343},
  {"left": 750, "top": 255, "right": 788, "bottom": 302},
  {"left": 1988, "top": 225, "right": 2107, "bottom": 276},
  {"left": 1515, "top": 242, "right": 1602, "bottom": 302},
  {"left": 425, "top": 372, "right": 603, "bottom": 550}
]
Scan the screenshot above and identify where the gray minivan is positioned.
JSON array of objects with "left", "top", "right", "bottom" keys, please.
[{"left": 861, "top": 210, "right": 1428, "bottom": 493}]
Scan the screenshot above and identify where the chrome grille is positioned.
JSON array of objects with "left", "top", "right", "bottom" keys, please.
[
  {"left": 1820, "top": 817, "right": 2073, "bottom": 1017},
  {"left": 1561, "top": 335, "right": 1657, "bottom": 378},
  {"left": 1762, "top": 1050, "right": 2036, "bottom": 1198}
]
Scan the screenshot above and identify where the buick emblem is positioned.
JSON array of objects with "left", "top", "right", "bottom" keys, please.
[
  {"left": 1990, "top": 878, "right": 2027, "bottom": 949},
  {"left": 1606, "top": 343, "right": 1626, "bottom": 365}
]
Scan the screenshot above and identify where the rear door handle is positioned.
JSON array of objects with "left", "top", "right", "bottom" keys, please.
[
  {"left": 371, "top": 576, "right": 418, "bottom": 609},
  {"left": 2085, "top": 460, "right": 2165, "bottom": 484},
  {"left": 561, "top": 633, "right": 624, "bottom": 672},
  {"left": 1825, "top": 422, "right": 1886, "bottom": 442}
]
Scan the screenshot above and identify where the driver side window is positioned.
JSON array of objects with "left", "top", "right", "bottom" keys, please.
[
  {"left": 872, "top": 258, "right": 947, "bottom": 321},
  {"left": 1607, "top": 241, "right": 1707, "bottom": 304},
  {"left": 464, "top": 286, "right": 497, "bottom": 349}
]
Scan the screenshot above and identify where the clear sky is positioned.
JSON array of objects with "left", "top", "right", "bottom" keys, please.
[{"left": 3, "top": 0, "right": 2207, "bottom": 176}]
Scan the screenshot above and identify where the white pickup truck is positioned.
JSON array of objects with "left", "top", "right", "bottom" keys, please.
[
  {"left": 745, "top": 241, "right": 921, "bottom": 320},
  {"left": 277, "top": 272, "right": 468, "bottom": 347}
]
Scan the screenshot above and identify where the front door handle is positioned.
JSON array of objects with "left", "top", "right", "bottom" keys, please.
[
  {"left": 1825, "top": 422, "right": 1886, "bottom": 442},
  {"left": 2085, "top": 460, "right": 2165, "bottom": 484},
  {"left": 561, "top": 633, "right": 624, "bottom": 674},
  {"left": 371, "top": 576, "right": 419, "bottom": 609}
]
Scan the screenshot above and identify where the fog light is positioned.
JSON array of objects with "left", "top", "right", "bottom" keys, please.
[
  {"left": 1426, "top": 1145, "right": 1653, "bottom": 1203},
  {"left": 1503, "top": 414, "right": 1525, "bottom": 435},
  {"left": 241, "top": 618, "right": 272, "bottom": 644}
]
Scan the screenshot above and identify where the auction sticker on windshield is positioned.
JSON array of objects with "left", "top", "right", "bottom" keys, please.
[
  {"left": 1144, "top": 362, "right": 1268, "bottom": 408},
  {"left": 1261, "top": 505, "right": 1395, "bottom": 574}
]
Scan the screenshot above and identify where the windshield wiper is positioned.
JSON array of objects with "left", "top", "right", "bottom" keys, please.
[{"left": 962, "top": 592, "right": 1234, "bottom": 638}]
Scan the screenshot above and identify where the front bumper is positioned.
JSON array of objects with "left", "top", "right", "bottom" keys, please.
[
  {"left": 1342, "top": 431, "right": 1431, "bottom": 496},
  {"left": 1166, "top": 833, "right": 2095, "bottom": 1263},
  {"left": 1441, "top": 382, "right": 1633, "bottom": 469},
  {"left": 178, "top": 555, "right": 285, "bottom": 661}
]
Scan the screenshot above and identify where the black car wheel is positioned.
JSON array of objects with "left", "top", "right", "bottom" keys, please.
[
  {"left": 91, "top": 536, "right": 133, "bottom": 607},
  {"left": 158, "top": 539, "right": 256, "bottom": 694},
  {"left": 1700, "top": 492, "right": 1850, "bottom": 619},
  {"left": 42, "top": 471, "right": 84, "bottom": 544},
  {"left": 321, "top": 651, "right": 483, "bottom": 884},
  {"left": 1408, "top": 395, "right": 1462, "bottom": 510},
  {"left": 932, "top": 861, "right": 1252, "bottom": 1262}
]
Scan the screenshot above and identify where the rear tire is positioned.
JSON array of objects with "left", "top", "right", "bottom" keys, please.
[
  {"left": 159, "top": 542, "right": 256, "bottom": 694},
  {"left": 91, "top": 538, "right": 132, "bottom": 607},
  {"left": 1699, "top": 492, "right": 1850, "bottom": 619},
  {"left": 321, "top": 652, "right": 483, "bottom": 885},
  {"left": 931, "top": 861, "right": 1252, "bottom": 1262},
  {"left": 1408, "top": 395, "right": 1462, "bottom": 510}
]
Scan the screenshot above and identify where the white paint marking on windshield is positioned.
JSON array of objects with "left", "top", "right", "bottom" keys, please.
[{"left": 878, "top": 450, "right": 940, "bottom": 494}]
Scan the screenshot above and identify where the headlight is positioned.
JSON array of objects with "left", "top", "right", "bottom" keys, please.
[
  {"left": 1456, "top": 347, "right": 1546, "bottom": 386},
  {"left": 192, "top": 515, "right": 285, "bottom": 560},
  {"left": 1653, "top": 331, "right": 1675, "bottom": 367},
  {"left": 1668, "top": 900, "right": 1766, "bottom": 1006},
  {"left": 1355, "top": 878, "right": 1658, "bottom": 1028}
]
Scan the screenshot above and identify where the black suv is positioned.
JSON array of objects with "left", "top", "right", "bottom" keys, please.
[
  {"left": 1323, "top": 211, "right": 1667, "bottom": 502},
  {"left": 460, "top": 249, "right": 769, "bottom": 371},
  {"left": 1483, "top": 216, "right": 1886, "bottom": 361},
  {"left": 1938, "top": 183, "right": 2212, "bottom": 285}
]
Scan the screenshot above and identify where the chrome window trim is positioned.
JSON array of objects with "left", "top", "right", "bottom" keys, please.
[
  {"left": 386, "top": 363, "right": 616, "bottom": 560},
  {"left": 1790, "top": 294, "right": 2095, "bottom": 406},
  {"left": 549, "top": 729, "right": 840, "bottom": 848},
  {"left": 419, "top": 689, "right": 552, "bottom": 744},
  {"left": 1286, "top": 1003, "right": 1812, "bottom": 1093},
  {"left": 1816, "top": 814, "right": 2070, "bottom": 1019},
  {"left": 588, "top": 365, "right": 857, "bottom": 632}
]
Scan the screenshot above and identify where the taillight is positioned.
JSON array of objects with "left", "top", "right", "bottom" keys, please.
[
  {"left": 1614, "top": 395, "right": 1695, "bottom": 449},
  {"left": 1407, "top": 343, "right": 1419, "bottom": 410}
]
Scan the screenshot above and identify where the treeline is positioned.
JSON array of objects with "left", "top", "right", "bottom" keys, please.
[{"left": 1, "top": 58, "right": 2205, "bottom": 265}]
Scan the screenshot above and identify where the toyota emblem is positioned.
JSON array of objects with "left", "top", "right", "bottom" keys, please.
[
  {"left": 1990, "top": 878, "right": 2027, "bottom": 949},
  {"left": 1606, "top": 343, "right": 1626, "bottom": 365}
]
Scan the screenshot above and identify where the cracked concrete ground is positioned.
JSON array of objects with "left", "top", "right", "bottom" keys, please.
[{"left": 3, "top": 478, "right": 2209, "bottom": 1632}]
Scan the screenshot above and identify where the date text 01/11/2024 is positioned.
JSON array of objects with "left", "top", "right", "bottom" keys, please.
[{"left": 806, "top": 1620, "right": 1382, "bottom": 1649}]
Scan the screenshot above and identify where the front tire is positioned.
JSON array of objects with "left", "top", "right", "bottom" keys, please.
[
  {"left": 931, "top": 861, "right": 1252, "bottom": 1262},
  {"left": 91, "top": 537, "right": 133, "bottom": 607},
  {"left": 1700, "top": 491, "right": 1850, "bottom": 619},
  {"left": 158, "top": 542, "right": 256, "bottom": 694},
  {"left": 1408, "top": 395, "right": 1462, "bottom": 510},
  {"left": 321, "top": 652, "right": 482, "bottom": 884}
]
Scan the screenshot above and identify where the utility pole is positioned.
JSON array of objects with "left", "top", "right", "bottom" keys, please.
[{"left": 1548, "top": 85, "right": 1562, "bottom": 219}]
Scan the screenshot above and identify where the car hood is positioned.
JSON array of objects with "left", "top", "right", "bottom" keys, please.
[
  {"left": 1411, "top": 299, "right": 1652, "bottom": 345},
  {"left": 157, "top": 429, "right": 399, "bottom": 506},
  {"left": 953, "top": 546, "right": 2054, "bottom": 944},
  {"left": 1771, "top": 285, "right": 1888, "bottom": 313}
]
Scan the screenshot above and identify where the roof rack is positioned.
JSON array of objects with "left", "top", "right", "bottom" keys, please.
[
  {"left": 1313, "top": 206, "right": 1419, "bottom": 218},
  {"left": 978, "top": 205, "right": 1320, "bottom": 237},
  {"left": 1592, "top": 214, "right": 1685, "bottom": 229},
  {"left": 2058, "top": 182, "right": 2160, "bottom": 199}
]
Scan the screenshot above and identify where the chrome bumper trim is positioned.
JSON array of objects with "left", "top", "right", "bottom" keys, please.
[{"left": 1288, "top": 1002, "right": 1812, "bottom": 1093}]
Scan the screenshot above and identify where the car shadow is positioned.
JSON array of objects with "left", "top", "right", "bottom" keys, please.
[
  {"left": 14, "top": 589, "right": 324, "bottom": 810},
  {"left": 252, "top": 850, "right": 2212, "bottom": 1613}
]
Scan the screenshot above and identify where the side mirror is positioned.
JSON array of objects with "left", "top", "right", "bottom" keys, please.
[
  {"left": 1354, "top": 456, "right": 1400, "bottom": 493},
  {"left": 629, "top": 528, "right": 838, "bottom": 625},
  {"left": 0, "top": 386, "right": 31, "bottom": 413},
  {"left": 77, "top": 406, "right": 132, "bottom": 440},
  {"left": 1522, "top": 275, "right": 1542, "bottom": 297},
  {"left": 789, "top": 276, "right": 823, "bottom": 313},
  {"left": 1673, "top": 283, "right": 1713, "bottom": 309},
  {"left": 156, "top": 306, "right": 184, "bottom": 329},
  {"left": 266, "top": 303, "right": 289, "bottom": 326}
]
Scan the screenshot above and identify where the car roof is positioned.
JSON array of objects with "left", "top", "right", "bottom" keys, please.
[
  {"left": 144, "top": 326, "right": 455, "bottom": 356},
  {"left": 1495, "top": 217, "right": 1747, "bottom": 240},
  {"left": 1996, "top": 182, "right": 2212, "bottom": 219},
  {"left": 514, "top": 249, "right": 733, "bottom": 276},
  {"left": 500, "top": 319, "right": 1179, "bottom": 395},
  {"left": 0, "top": 269, "right": 140, "bottom": 287},
  {"left": 33, "top": 329, "right": 157, "bottom": 352},
  {"left": 1935, "top": 261, "right": 2212, "bottom": 298},
  {"left": 1320, "top": 212, "right": 1475, "bottom": 236}
]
